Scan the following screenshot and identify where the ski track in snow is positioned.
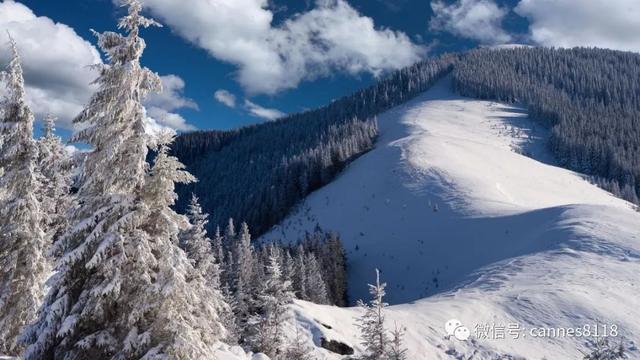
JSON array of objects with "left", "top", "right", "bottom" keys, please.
[{"left": 261, "top": 77, "right": 640, "bottom": 359}]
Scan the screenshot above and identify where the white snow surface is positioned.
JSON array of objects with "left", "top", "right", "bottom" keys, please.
[{"left": 260, "top": 77, "right": 640, "bottom": 359}]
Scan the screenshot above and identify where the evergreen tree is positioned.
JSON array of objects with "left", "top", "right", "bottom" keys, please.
[
  {"left": 282, "top": 250, "right": 295, "bottom": 285},
  {"left": 583, "top": 337, "right": 626, "bottom": 360},
  {"left": 220, "top": 285, "right": 240, "bottom": 345},
  {"left": 0, "top": 35, "right": 48, "bottom": 357},
  {"left": 324, "top": 232, "right": 348, "bottom": 306},
  {"left": 292, "top": 245, "right": 308, "bottom": 299},
  {"left": 212, "top": 225, "right": 224, "bottom": 265},
  {"left": 223, "top": 217, "right": 236, "bottom": 252},
  {"left": 261, "top": 230, "right": 348, "bottom": 306},
  {"left": 387, "top": 323, "right": 408, "bottom": 360},
  {"left": 222, "top": 249, "right": 235, "bottom": 291},
  {"left": 181, "top": 193, "right": 220, "bottom": 288},
  {"left": 233, "top": 222, "right": 255, "bottom": 318},
  {"left": 304, "top": 253, "right": 329, "bottom": 304},
  {"left": 246, "top": 248, "right": 294, "bottom": 358},
  {"left": 356, "top": 269, "right": 389, "bottom": 360},
  {"left": 36, "top": 114, "right": 73, "bottom": 244},
  {"left": 140, "top": 132, "right": 226, "bottom": 357},
  {"left": 21, "top": 3, "right": 223, "bottom": 358}
]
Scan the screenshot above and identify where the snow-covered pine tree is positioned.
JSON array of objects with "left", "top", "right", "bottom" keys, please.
[
  {"left": 212, "top": 225, "right": 224, "bottom": 265},
  {"left": 181, "top": 193, "right": 220, "bottom": 288},
  {"left": 292, "top": 244, "right": 308, "bottom": 299},
  {"left": 323, "top": 232, "right": 348, "bottom": 306},
  {"left": 220, "top": 284, "right": 240, "bottom": 345},
  {"left": 356, "top": 268, "right": 389, "bottom": 360},
  {"left": 21, "top": 3, "right": 224, "bottom": 358},
  {"left": 224, "top": 217, "right": 236, "bottom": 252},
  {"left": 583, "top": 337, "right": 626, "bottom": 360},
  {"left": 36, "top": 114, "right": 73, "bottom": 244},
  {"left": 282, "top": 250, "right": 294, "bottom": 285},
  {"left": 246, "top": 248, "right": 294, "bottom": 358},
  {"left": 233, "top": 222, "right": 255, "bottom": 318},
  {"left": 304, "top": 253, "right": 329, "bottom": 304},
  {"left": 252, "top": 244, "right": 269, "bottom": 296},
  {"left": 222, "top": 249, "right": 235, "bottom": 290},
  {"left": 387, "top": 323, "right": 408, "bottom": 360},
  {"left": 139, "top": 131, "right": 226, "bottom": 357},
  {"left": 0, "top": 35, "right": 48, "bottom": 357},
  {"left": 219, "top": 220, "right": 235, "bottom": 289}
]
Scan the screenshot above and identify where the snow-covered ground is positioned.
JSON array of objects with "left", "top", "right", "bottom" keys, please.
[{"left": 262, "top": 77, "right": 640, "bottom": 358}]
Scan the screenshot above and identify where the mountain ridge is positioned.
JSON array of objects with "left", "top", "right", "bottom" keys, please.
[{"left": 259, "top": 76, "right": 640, "bottom": 358}]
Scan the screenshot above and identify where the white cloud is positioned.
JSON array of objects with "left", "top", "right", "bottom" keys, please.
[
  {"left": 214, "top": 89, "right": 237, "bottom": 108},
  {"left": 515, "top": 0, "right": 640, "bottom": 52},
  {"left": 244, "top": 100, "right": 285, "bottom": 121},
  {"left": 0, "top": 0, "right": 101, "bottom": 129},
  {"left": 142, "top": 0, "right": 424, "bottom": 95},
  {"left": 146, "top": 106, "right": 196, "bottom": 132},
  {"left": 146, "top": 74, "right": 198, "bottom": 112},
  {"left": 144, "top": 74, "right": 198, "bottom": 131},
  {"left": 429, "top": 0, "right": 512, "bottom": 44}
]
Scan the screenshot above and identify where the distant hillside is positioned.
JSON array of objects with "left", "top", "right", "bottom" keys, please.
[
  {"left": 454, "top": 47, "right": 640, "bottom": 205},
  {"left": 261, "top": 76, "right": 640, "bottom": 358},
  {"left": 173, "top": 47, "right": 640, "bottom": 237},
  {"left": 172, "top": 54, "right": 458, "bottom": 235}
]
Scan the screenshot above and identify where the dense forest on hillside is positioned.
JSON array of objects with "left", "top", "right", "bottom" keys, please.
[
  {"left": 453, "top": 47, "right": 640, "bottom": 204},
  {"left": 173, "top": 54, "right": 458, "bottom": 235},
  {"left": 174, "top": 47, "right": 640, "bottom": 239}
]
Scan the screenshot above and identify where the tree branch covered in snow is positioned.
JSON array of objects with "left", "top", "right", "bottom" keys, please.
[
  {"left": 20, "top": 2, "right": 226, "bottom": 358},
  {"left": 0, "top": 34, "right": 48, "bottom": 357}
]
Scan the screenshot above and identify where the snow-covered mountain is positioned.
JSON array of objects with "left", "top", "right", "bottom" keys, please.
[{"left": 261, "top": 77, "right": 640, "bottom": 358}]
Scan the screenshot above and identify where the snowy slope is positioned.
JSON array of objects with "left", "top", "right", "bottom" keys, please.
[{"left": 262, "top": 77, "right": 640, "bottom": 358}]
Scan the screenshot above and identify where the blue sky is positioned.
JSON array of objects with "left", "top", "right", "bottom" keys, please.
[{"left": 2, "top": 0, "right": 639, "bottom": 139}]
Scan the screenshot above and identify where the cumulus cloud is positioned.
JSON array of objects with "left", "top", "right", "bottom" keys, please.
[
  {"left": 0, "top": 0, "right": 101, "bottom": 129},
  {"left": 214, "top": 89, "right": 237, "bottom": 108},
  {"left": 146, "top": 107, "right": 196, "bottom": 132},
  {"left": 142, "top": 0, "right": 424, "bottom": 95},
  {"left": 146, "top": 74, "right": 198, "bottom": 112},
  {"left": 144, "top": 74, "right": 198, "bottom": 131},
  {"left": 429, "top": 0, "right": 512, "bottom": 44},
  {"left": 244, "top": 100, "right": 285, "bottom": 121},
  {"left": 515, "top": 0, "right": 640, "bottom": 52}
]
